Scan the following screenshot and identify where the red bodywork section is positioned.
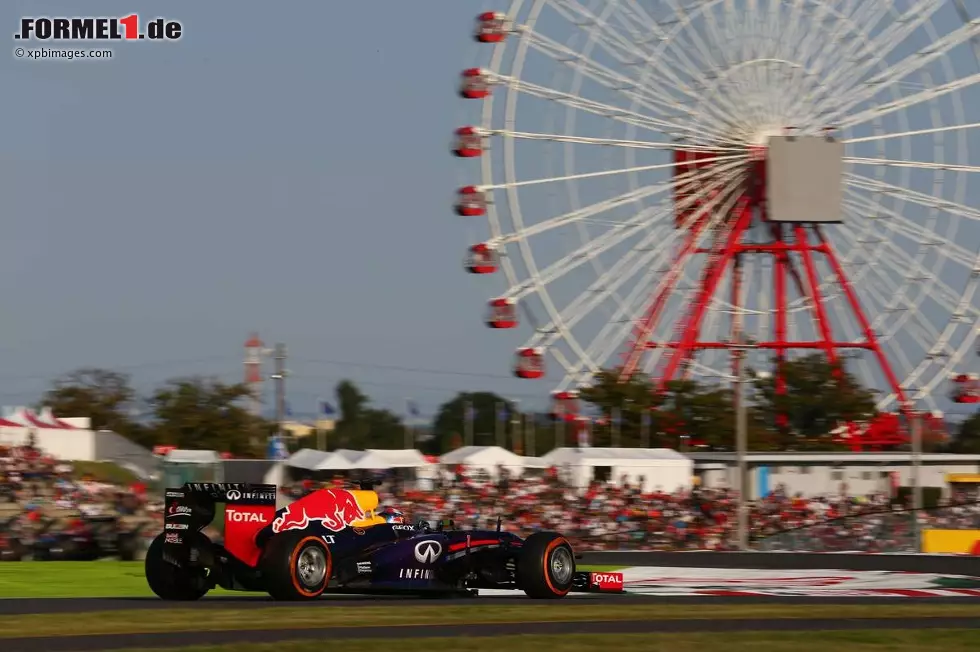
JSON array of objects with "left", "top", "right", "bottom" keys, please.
[
  {"left": 223, "top": 504, "right": 276, "bottom": 567},
  {"left": 587, "top": 572, "right": 625, "bottom": 593}
]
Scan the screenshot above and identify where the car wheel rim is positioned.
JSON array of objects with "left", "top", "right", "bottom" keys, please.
[
  {"left": 549, "top": 546, "right": 573, "bottom": 584},
  {"left": 297, "top": 546, "right": 326, "bottom": 588}
]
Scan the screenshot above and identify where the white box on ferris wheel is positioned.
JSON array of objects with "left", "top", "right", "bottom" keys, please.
[{"left": 766, "top": 135, "right": 844, "bottom": 223}]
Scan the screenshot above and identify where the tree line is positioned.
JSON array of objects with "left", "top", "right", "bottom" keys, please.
[{"left": 33, "top": 357, "right": 980, "bottom": 457}]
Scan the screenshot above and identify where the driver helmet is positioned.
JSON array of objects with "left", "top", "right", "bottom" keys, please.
[{"left": 378, "top": 507, "right": 405, "bottom": 524}]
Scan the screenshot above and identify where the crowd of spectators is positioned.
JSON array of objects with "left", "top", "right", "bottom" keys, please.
[
  {"left": 6, "top": 442, "right": 980, "bottom": 559},
  {"left": 0, "top": 444, "right": 154, "bottom": 560},
  {"left": 287, "top": 465, "right": 980, "bottom": 553}
]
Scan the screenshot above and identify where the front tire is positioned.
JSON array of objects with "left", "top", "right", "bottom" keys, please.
[
  {"left": 518, "top": 532, "right": 575, "bottom": 599},
  {"left": 260, "top": 532, "right": 332, "bottom": 601},
  {"left": 144, "top": 533, "right": 211, "bottom": 601}
]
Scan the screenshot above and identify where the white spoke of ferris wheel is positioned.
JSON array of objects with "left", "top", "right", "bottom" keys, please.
[
  {"left": 490, "top": 129, "right": 743, "bottom": 152},
  {"left": 839, "top": 222, "right": 966, "bottom": 401},
  {"left": 505, "top": 163, "right": 747, "bottom": 301},
  {"left": 823, "top": 18, "right": 980, "bottom": 124},
  {"left": 493, "top": 178, "right": 671, "bottom": 245},
  {"left": 805, "top": 0, "right": 943, "bottom": 109},
  {"left": 846, "top": 173, "right": 980, "bottom": 225},
  {"left": 871, "top": 241, "right": 979, "bottom": 321},
  {"left": 820, "top": 229, "right": 877, "bottom": 386},
  {"left": 792, "top": 2, "right": 907, "bottom": 119},
  {"left": 633, "top": 197, "right": 746, "bottom": 381},
  {"left": 577, "top": 184, "right": 747, "bottom": 382},
  {"left": 486, "top": 153, "right": 746, "bottom": 191},
  {"left": 522, "top": 26, "right": 698, "bottom": 118},
  {"left": 619, "top": 0, "right": 721, "bottom": 80},
  {"left": 521, "top": 26, "right": 735, "bottom": 143},
  {"left": 532, "top": 171, "right": 746, "bottom": 358},
  {"left": 954, "top": 0, "right": 980, "bottom": 62},
  {"left": 494, "top": 159, "right": 744, "bottom": 245},
  {"left": 836, "top": 217, "right": 944, "bottom": 345},
  {"left": 556, "top": 184, "right": 746, "bottom": 387},
  {"left": 845, "top": 158, "right": 980, "bottom": 175},
  {"left": 846, "top": 208, "right": 980, "bottom": 324},
  {"left": 809, "top": 0, "right": 947, "bottom": 118},
  {"left": 551, "top": 0, "right": 713, "bottom": 92},
  {"left": 833, "top": 70, "right": 980, "bottom": 131},
  {"left": 531, "top": 225, "right": 685, "bottom": 375},
  {"left": 615, "top": 0, "right": 762, "bottom": 129},
  {"left": 758, "top": 1, "right": 814, "bottom": 119},
  {"left": 843, "top": 122, "right": 980, "bottom": 145},
  {"left": 844, "top": 191, "right": 978, "bottom": 272},
  {"left": 852, "top": 225, "right": 980, "bottom": 322},
  {"left": 840, "top": 189, "right": 955, "bottom": 334},
  {"left": 488, "top": 72, "right": 699, "bottom": 138},
  {"left": 768, "top": 2, "right": 865, "bottom": 122},
  {"left": 544, "top": 0, "right": 715, "bottom": 106}
]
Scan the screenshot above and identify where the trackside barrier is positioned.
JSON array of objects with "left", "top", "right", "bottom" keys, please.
[
  {"left": 922, "top": 529, "right": 980, "bottom": 555},
  {"left": 576, "top": 551, "right": 980, "bottom": 576}
]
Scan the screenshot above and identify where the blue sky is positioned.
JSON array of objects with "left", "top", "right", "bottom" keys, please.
[
  {"left": 1, "top": 0, "right": 532, "bottom": 419},
  {"left": 2, "top": 1, "right": 978, "bottom": 424}
]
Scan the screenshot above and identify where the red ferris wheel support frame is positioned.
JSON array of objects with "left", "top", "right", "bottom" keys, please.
[{"left": 618, "top": 144, "right": 913, "bottom": 449}]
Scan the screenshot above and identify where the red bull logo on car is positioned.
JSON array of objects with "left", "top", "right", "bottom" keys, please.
[{"left": 271, "top": 489, "right": 367, "bottom": 533}]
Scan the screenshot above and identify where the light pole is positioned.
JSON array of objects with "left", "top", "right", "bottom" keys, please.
[
  {"left": 734, "top": 345, "right": 750, "bottom": 551},
  {"left": 909, "top": 402, "right": 923, "bottom": 553}
]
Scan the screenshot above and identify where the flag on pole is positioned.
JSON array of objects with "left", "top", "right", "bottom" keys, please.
[
  {"left": 267, "top": 435, "right": 289, "bottom": 461},
  {"left": 407, "top": 400, "right": 420, "bottom": 417},
  {"left": 284, "top": 401, "right": 293, "bottom": 418},
  {"left": 642, "top": 411, "right": 651, "bottom": 427},
  {"left": 465, "top": 403, "right": 475, "bottom": 422},
  {"left": 320, "top": 401, "right": 336, "bottom": 417}
]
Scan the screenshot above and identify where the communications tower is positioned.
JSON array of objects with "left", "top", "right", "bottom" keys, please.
[{"left": 244, "top": 333, "right": 266, "bottom": 417}]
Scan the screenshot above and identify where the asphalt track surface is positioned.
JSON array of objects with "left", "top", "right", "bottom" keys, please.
[{"left": 3, "top": 595, "right": 980, "bottom": 651}]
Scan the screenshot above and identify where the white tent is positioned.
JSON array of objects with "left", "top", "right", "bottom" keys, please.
[
  {"left": 352, "top": 449, "right": 430, "bottom": 469},
  {"left": 439, "top": 445, "right": 528, "bottom": 478},
  {"left": 165, "top": 449, "right": 220, "bottom": 465},
  {"left": 332, "top": 448, "right": 368, "bottom": 463},
  {"left": 521, "top": 456, "right": 550, "bottom": 469},
  {"left": 285, "top": 448, "right": 354, "bottom": 471},
  {"left": 542, "top": 447, "right": 693, "bottom": 493}
]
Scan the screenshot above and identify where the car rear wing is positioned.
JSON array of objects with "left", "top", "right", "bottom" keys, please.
[{"left": 164, "top": 483, "right": 278, "bottom": 566}]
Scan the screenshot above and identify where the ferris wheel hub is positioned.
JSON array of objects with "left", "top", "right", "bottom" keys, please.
[{"left": 747, "top": 127, "right": 784, "bottom": 148}]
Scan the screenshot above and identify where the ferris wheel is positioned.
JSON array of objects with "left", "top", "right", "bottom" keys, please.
[{"left": 453, "top": 1, "right": 980, "bottom": 425}]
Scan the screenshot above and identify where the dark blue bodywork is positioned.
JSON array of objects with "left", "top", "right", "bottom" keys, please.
[{"left": 308, "top": 522, "right": 525, "bottom": 593}]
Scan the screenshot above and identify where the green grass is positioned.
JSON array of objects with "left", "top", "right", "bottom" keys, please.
[
  {"left": 107, "top": 632, "right": 980, "bottom": 652},
  {"left": 2, "top": 603, "right": 979, "bottom": 638},
  {"left": 0, "top": 561, "right": 622, "bottom": 598},
  {"left": 0, "top": 562, "right": 256, "bottom": 598},
  {"left": 71, "top": 461, "right": 140, "bottom": 485}
]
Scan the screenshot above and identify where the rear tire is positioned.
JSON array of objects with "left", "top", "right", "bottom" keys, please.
[
  {"left": 260, "top": 532, "right": 332, "bottom": 601},
  {"left": 517, "top": 532, "right": 575, "bottom": 599},
  {"left": 144, "top": 533, "right": 211, "bottom": 601}
]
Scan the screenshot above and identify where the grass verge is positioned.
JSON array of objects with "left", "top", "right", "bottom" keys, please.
[
  {"left": 2, "top": 603, "right": 979, "bottom": 638},
  {"left": 108, "top": 631, "right": 980, "bottom": 652},
  {"left": 0, "top": 561, "right": 622, "bottom": 598}
]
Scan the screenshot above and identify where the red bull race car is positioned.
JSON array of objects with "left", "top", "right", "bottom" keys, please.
[{"left": 147, "top": 482, "right": 624, "bottom": 601}]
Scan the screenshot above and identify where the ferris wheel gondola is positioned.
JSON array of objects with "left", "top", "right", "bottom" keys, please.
[{"left": 454, "top": 1, "right": 980, "bottom": 446}]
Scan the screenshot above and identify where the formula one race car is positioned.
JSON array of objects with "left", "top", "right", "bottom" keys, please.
[{"left": 147, "top": 482, "right": 624, "bottom": 601}]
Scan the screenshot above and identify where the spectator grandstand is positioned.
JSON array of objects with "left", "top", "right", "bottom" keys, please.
[{"left": 4, "top": 443, "right": 980, "bottom": 559}]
